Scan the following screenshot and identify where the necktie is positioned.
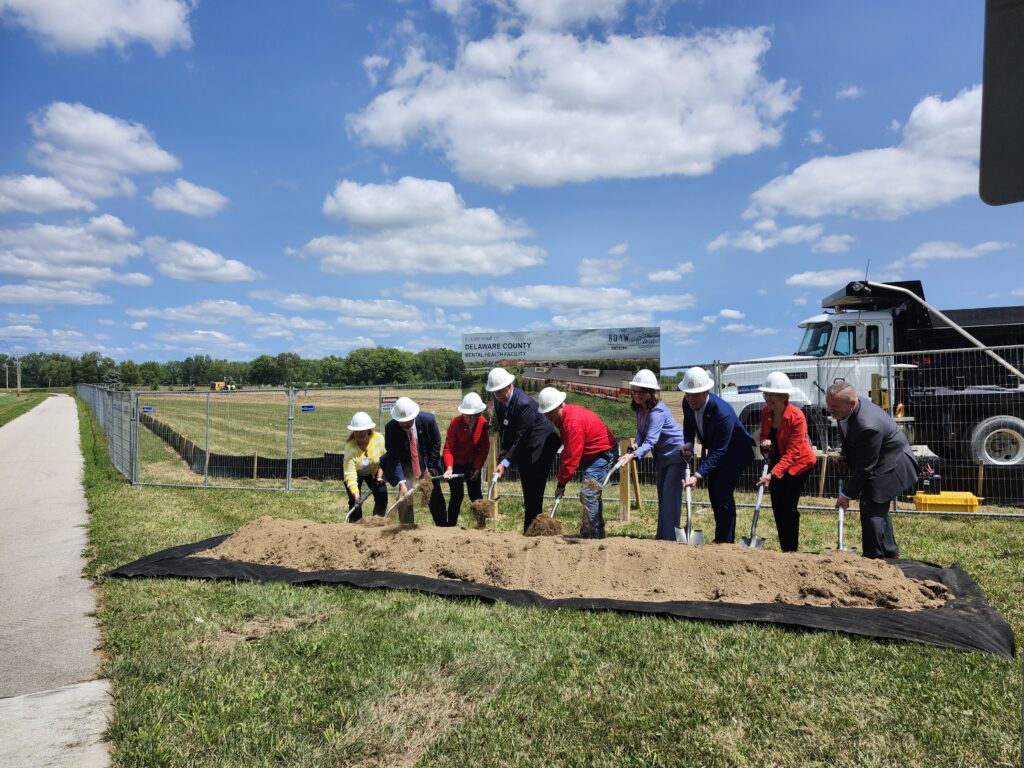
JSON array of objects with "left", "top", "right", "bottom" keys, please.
[{"left": 409, "top": 427, "right": 421, "bottom": 479}]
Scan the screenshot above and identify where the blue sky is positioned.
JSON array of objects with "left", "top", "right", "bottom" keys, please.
[{"left": 0, "top": 0, "right": 1019, "bottom": 367}]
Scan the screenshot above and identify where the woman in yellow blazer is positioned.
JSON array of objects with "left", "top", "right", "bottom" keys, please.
[{"left": 343, "top": 411, "right": 386, "bottom": 521}]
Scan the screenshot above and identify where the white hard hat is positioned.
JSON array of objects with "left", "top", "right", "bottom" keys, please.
[
  {"left": 458, "top": 392, "right": 486, "bottom": 415},
  {"left": 679, "top": 366, "right": 714, "bottom": 394},
  {"left": 391, "top": 396, "right": 420, "bottom": 422},
  {"left": 485, "top": 367, "right": 516, "bottom": 392},
  {"left": 347, "top": 411, "right": 375, "bottom": 431},
  {"left": 629, "top": 368, "right": 660, "bottom": 390},
  {"left": 537, "top": 386, "right": 567, "bottom": 414},
  {"left": 758, "top": 371, "right": 794, "bottom": 395}
]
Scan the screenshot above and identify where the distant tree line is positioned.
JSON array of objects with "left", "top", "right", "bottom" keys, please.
[{"left": 0, "top": 347, "right": 468, "bottom": 389}]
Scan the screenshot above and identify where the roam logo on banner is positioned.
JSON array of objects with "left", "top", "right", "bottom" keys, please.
[{"left": 461, "top": 327, "right": 660, "bottom": 367}]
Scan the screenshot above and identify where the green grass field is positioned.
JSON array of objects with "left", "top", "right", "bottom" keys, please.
[
  {"left": 80, "top": 395, "right": 1024, "bottom": 767},
  {"left": 0, "top": 390, "right": 49, "bottom": 427}
]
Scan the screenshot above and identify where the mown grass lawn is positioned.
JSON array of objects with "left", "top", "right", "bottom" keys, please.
[
  {"left": 80, "top": 397, "right": 1023, "bottom": 767},
  {"left": 0, "top": 390, "right": 49, "bottom": 427}
]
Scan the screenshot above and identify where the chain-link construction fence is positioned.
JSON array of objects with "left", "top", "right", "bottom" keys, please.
[{"left": 78, "top": 344, "right": 1024, "bottom": 516}]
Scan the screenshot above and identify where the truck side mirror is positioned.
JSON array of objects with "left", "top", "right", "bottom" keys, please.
[{"left": 855, "top": 323, "right": 867, "bottom": 353}]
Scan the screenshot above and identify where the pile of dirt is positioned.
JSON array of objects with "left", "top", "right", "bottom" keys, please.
[
  {"left": 525, "top": 513, "right": 563, "bottom": 537},
  {"left": 469, "top": 500, "right": 493, "bottom": 529},
  {"left": 200, "top": 517, "right": 951, "bottom": 610}
]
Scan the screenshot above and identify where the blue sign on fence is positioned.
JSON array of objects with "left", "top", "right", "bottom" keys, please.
[
  {"left": 142, "top": 406, "right": 156, "bottom": 413},
  {"left": 301, "top": 404, "right": 316, "bottom": 412}
]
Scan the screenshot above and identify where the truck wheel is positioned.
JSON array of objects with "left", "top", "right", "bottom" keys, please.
[{"left": 969, "top": 416, "right": 1024, "bottom": 466}]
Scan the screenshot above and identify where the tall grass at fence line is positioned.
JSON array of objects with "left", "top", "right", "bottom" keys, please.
[
  {"left": 0, "top": 391, "right": 50, "bottom": 428},
  {"left": 77, "top": 394, "right": 1023, "bottom": 768}
]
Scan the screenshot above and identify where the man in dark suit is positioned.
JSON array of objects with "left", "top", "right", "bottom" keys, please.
[
  {"left": 487, "top": 367, "right": 562, "bottom": 533},
  {"left": 381, "top": 396, "right": 446, "bottom": 525},
  {"left": 826, "top": 381, "right": 918, "bottom": 558},
  {"left": 680, "top": 366, "right": 754, "bottom": 543}
]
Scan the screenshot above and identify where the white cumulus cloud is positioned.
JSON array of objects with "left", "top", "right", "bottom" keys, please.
[
  {"left": 149, "top": 178, "right": 229, "bottom": 217},
  {"left": 647, "top": 261, "right": 694, "bottom": 282},
  {"left": 29, "top": 101, "right": 181, "bottom": 199},
  {"left": 0, "top": 0, "right": 193, "bottom": 54},
  {"left": 889, "top": 240, "right": 1012, "bottom": 270},
  {"left": 143, "top": 237, "right": 264, "bottom": 282},
  {"left": 0, "top": 174, "right": 95, "bottom": 213},
  {"left": 349, "top": 27, "right": 797, "bottom": 188},
  {"left": 301, "top": 177, "right": 544, "bottom": 276},
  {"left": 577, "top": 257, "right": 623, "bottom": 287},
  {"left": 785, "top": 268, "right": 865, "bottom": 288},
  {"left": 708, "top": 222, "right": 824, "bottom": 252},
  {"left": 748, "top": 85, "right": 981, "bottom": 220},
  {"left": 490, "top": 284, "right": 695, "bottom": 313}
]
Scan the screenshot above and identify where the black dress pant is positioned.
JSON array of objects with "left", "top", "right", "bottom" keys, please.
[
  {"left": 445, "top": 462, "right": 482, "bottom": 527},
  {"left": 519, "top": 435, "right": 561, "bottom": 533},
  {"left": 858, "top": 497, "right": 900, "bottom": 558},
  {"left": 768, "top": 470, "right": 809, "bottom": 552},
  {"left": 345, "top": 477, "right": 388, "bottom": 521}
]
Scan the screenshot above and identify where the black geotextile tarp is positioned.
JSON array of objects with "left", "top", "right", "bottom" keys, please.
[{"left": 107, "top": 534, "right": 1016, "bottom": 659}]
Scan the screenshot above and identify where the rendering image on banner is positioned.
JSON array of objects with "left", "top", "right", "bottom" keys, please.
[{"left": 462, "top": 327, "right": 660, "bottom": 399}]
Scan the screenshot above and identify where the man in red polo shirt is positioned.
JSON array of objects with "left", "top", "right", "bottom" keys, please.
[{"left": 538, "top": 387, "right": 619, "bottom": 538}]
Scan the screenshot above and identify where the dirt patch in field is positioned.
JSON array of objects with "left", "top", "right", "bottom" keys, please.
[
  {"left": 199, "top": 517, "right": 950, "bottom": 610},
  {"left": 525, "top": 513, "right": 563, "bottom": 537}
]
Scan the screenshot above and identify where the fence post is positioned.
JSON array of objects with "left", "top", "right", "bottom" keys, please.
[
  {"left": 286, "top": 387, "right": 295, "bottom": 491},
  {"left": 132, "top": 391, "right": 140, "bottom": 485},
  {"left": 204, "top": 392, "right": 211, "bottom": 486},
  {"left": 618, "top": 437, "right": 630, "bottom": 521}
]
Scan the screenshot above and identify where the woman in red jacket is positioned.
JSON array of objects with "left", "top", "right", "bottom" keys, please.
[
  {"left": 441, "top": 392, "right": 490, "bottom": 526},
  {"left": 756, "top": 372, "right": 817, "bottom": 551}
]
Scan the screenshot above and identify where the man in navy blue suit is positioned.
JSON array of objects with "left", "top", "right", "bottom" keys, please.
[
  {"left": 487, "top": 367, "right": 562, "bottom": 533},
  {"left": 680, "top": 366, "right": 754, "bottom": 543},
  {"left": 381, "top": 396, "right": 446, "bottom": 525}
]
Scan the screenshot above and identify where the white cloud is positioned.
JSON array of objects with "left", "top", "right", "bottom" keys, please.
[
  {"left": 129, "top": 321, "right": 147, "bottom": 330},
  {"left": 889, "top": 240, "right": 1012, "bottom": 270},
  {"left": 785, "top": 268, "right": 864, "bottom": 287},
  {"left": 719, "top": 308, "right": 745, "bottom": 320},
  {"left": 350, "top": 27, "right": 798, "bottom": 188},
  {"left": 0, "top": 214, "right": 141, "bottom": 267},
  {"left": 250, "top": 290, "right": 424, "bottom": 327},
  {"left": 578, "top": 257, "right": 623, "bottom": 286},
  {"left": 490, "top": 284, "right": 695, "bottom": 313},
  {"left": 363, "top": 54, "right": 390, "bottom": 87},
  {"left": 793, "top": 296, "right": 808, "bottom": 306},
  {"left": 302, "top": 177, "right": 543, "bottom": 275},
  {"left": 154, "top": 329, "right": 253, "bottom": 350},
  {"left": 836, "top": 85, "right": 865, "bottom": 100},
  {"left": 143, "top": 236, "right": 264, "bottom": 282},
  {"left": 393, "top": 282, "right": 486, "bottom": 306},
  {"left": 607, "top": 242, "right": 629, "bottom": 256},
  {"left": 1, "top": 312, "right": 40, "bottom": 323},
  {"left": 0, "top": 174, "right": 96, "bottom": 213},
  {"left": 748, "top": 85, "right": 981, "bottom": 220},
  {"left": 646, "top": 261, "right": 694, "bottom": 282},
  {"left": 336, "top": 315, "right": 426, "bottom": 335},
  {"left": 708, "top": 223, "right": 824, "bottom": 252},
  {"left": 29, "top": 102, "right": 181, "bottom": 199},
  {"left": 0, "top": 281, "right": 112, "bottom": 304},
  {"left": 805, "top": 128, "right": 824, "bottom": 145},
  {"left": 811, "top": 234, "right": 857, "bottom": 253},
  {"left": 0, "top": 324, "right": 45, "bottom": 339},
  {"left": 0, "top": 0, "right": 193, "bottom": 54},
  {"left": 433, "top": 0, "right": 628, "bottom": 29},
  {"left": 1012, "top": 288, "right": 1024, "bottom": 297},
  {"left": 149, "top": 178, "right": 229, "bottom": 217}
]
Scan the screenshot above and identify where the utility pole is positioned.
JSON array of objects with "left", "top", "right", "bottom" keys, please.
[
  {"left": 3, "top": 361, "right": 7, "bottom": 391},
  {"left": 15, "top": 355, "right": 21, "bottom": 396}
]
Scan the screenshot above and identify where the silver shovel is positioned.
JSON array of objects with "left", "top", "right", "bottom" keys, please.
[
  {"left": 344, "top": 486, "right": 376, "bottom": 523},
  {"left": 601, "top": 457, "right": 627, "bottom": 488},
  {"left": 549, "top": 494, "right": 564, "bottom": 520},
  {"left": 485, "top": 470, "right": 501, "bottom": 500},
  {"left": 829, "top": 482, "right": 858, "bottom": 553},
  {"left": 675, "top": 462, "right": 705, "bottom": 545},
  {"left": 383, "top": 485, "right": 417, "bottom": 520},
  {"left": 740, "top": 462, "right": 769, "bottom": 549}
]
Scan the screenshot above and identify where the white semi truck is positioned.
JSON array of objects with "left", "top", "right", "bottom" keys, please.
[{"left": 719, "top": 280, "right": 1024, "bottom": 469}]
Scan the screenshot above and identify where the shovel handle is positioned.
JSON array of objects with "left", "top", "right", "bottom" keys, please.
[
  {"left": 750, "top": 462, "right": 770, "bottom": 535},
  {"left": 344, "top": 487, "right": 376, "bottom": 523},
  {"left": 550, "top": 494, "right": 563, "bottom": 520},
  {"left": 383, "top": 486, "right": 416, "bottom": 519},
  {"left": 434, "top": 473, "right": 464, "bottom": 481}
]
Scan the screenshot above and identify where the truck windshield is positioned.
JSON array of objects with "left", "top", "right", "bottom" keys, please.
[{"left": 795, "top": 323, "right": 831, "bottom": 356}]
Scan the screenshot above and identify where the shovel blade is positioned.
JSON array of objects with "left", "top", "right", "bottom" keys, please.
[
  {"left": 740, "top": 535, "right": 765, "bottom": 549},
  {"left": 675, "top": 527, "right": 704, "bottom": 545}
]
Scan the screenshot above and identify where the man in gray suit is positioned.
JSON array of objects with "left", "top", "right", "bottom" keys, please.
[{"left": 825, "top": 381, "right": 919, "bottom": 558}]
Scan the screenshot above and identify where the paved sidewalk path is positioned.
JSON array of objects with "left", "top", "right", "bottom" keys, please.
[{"left": 0, "top": 393, "right": 110, "bottom": 766}]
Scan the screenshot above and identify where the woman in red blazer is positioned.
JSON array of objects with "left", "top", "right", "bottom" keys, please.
[
  {"left": 441, "top": 392, "right": 490, "bottom": 526},
  {"left": 756, "top": 372, "right": 817, "bottom": 551}
]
